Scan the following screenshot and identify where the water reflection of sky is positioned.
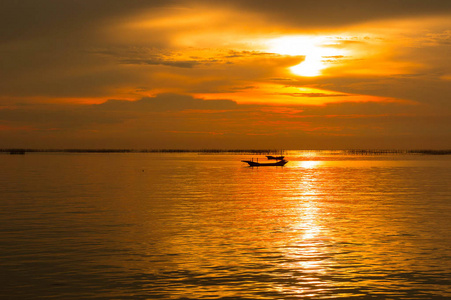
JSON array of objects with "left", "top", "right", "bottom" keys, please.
[{"left": 1, "top": 153, "right": 450, "bottom": 299}]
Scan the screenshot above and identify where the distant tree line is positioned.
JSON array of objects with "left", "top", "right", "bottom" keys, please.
[
  {"left": 0, "top": 148, "right": 284, "bottom": 155},
  {"left": 341, "top": 149, "right": 451, "bottom": 155},
  {"left": 1, "top": 148, "right": 450, "bottom": 155}
]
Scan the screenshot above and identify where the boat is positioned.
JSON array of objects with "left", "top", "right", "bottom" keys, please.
[
  {"left": 242, "top": 159, "right": 288, "bottom": 167},
  {"left": 266, "top": 155, "right": 285, "bottom": 160}
]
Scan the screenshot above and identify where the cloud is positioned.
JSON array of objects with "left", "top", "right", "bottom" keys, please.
[
  {"left": 0, "top": 94, "right": 449, "bottom": 149},
  {"left": 0, "top": 94, "right": 237, "bottom": 130},
  {"left": 96, "top": 94, "right": 238, "bottom": 112},
  {"left": 120, "top": 58, "right": 200, "bottom": 68},
  {"left": 215, "top": 0, "right": 451, "bottom": 29},
  {"left": 3, "top": 1, "right": 448, "bottom": 47},
  {"left": 0, "top": 1, "right": 169, "bottom": 44},
  {"left": 99, "top": 48, "right": 286, "bottom": 68}
]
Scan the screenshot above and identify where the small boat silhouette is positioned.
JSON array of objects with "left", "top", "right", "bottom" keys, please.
[{"left": 242, "top": 157, "right": 288, "bottom": 167}]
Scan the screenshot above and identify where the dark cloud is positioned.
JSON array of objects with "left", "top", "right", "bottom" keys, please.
[
  {"left": 0, "top": 94, "right": 238, "bottom": 130},
  {"left": 101, "top": 48, "right": 284, "bottom": 68},
  {"left": 303, "top": 73, "right": 451, "bottom": 110},
  {"left": 2, "top": 0, "right": 449, "bottom": 46},
  {"left": 120, "top": 58, "right": 200, "bottom": 68},
  {"left": 0, "top": 0, "right": 170, "bottom": 44},
  {"left": 218, "top": 0, "right": 451, "bottom": 29},
  {"left": 1, "top": 94, "right": 449, "bottom": 149}
]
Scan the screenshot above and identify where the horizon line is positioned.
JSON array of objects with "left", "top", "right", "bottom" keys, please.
[{"left": 2, "top": 148, "right": 450, "bottom": 155}]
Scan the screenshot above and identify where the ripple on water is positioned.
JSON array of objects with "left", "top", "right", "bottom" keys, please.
[{"left": 0, "top": 153, "right": 450, "bottom": 299}]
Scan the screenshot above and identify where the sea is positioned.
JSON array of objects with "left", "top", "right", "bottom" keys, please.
[{"left": 1, "top": 151, "right": 450, "bottom": 299}]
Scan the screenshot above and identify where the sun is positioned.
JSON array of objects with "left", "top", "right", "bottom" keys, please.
[
  {"left": 267, "top": 35, "right": 347, "bottom": 77},
  {"left": 289, "top": 55, "right": 324, "bottom": 77}
]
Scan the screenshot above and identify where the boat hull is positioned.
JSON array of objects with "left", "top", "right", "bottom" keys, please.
[{"left": 242, "top": 160, "right": 288, "bottom": 167}]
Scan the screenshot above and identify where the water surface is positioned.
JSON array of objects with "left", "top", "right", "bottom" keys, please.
[{"left": 1, "top": 152, "right": 450, "bottom": 299}]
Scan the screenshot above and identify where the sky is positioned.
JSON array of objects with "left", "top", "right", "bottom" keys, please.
[{"left": 1, "top": 0, "right": 450, "bottom": 149}]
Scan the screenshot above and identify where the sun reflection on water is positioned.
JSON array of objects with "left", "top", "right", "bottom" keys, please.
[
  {"left": 274, "top": 160, "right": 334, "bottom": 296},
  {"left": 298, "top": 160, "right": 322, "bottom": 169}
]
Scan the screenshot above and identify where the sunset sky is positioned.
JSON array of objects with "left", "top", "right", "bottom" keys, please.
[{"left": 1, "top": 0, "right": 450, "bottom": 149}]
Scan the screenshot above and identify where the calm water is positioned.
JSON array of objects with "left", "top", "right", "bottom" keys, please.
[{"left": 1, "top": 152, "right": 450, "bottom": 299}]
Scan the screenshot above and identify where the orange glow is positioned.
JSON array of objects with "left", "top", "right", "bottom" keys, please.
[
  {"left": 0, "top": 96, "right": 112, "bottom": 105},
  {"left": 195, "top": 83, "right": 403, "bottom": 106}
]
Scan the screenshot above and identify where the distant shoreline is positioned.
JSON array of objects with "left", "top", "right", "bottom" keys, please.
[{"left": 1, "top": 149, "right": 450, "bottom": 155}]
